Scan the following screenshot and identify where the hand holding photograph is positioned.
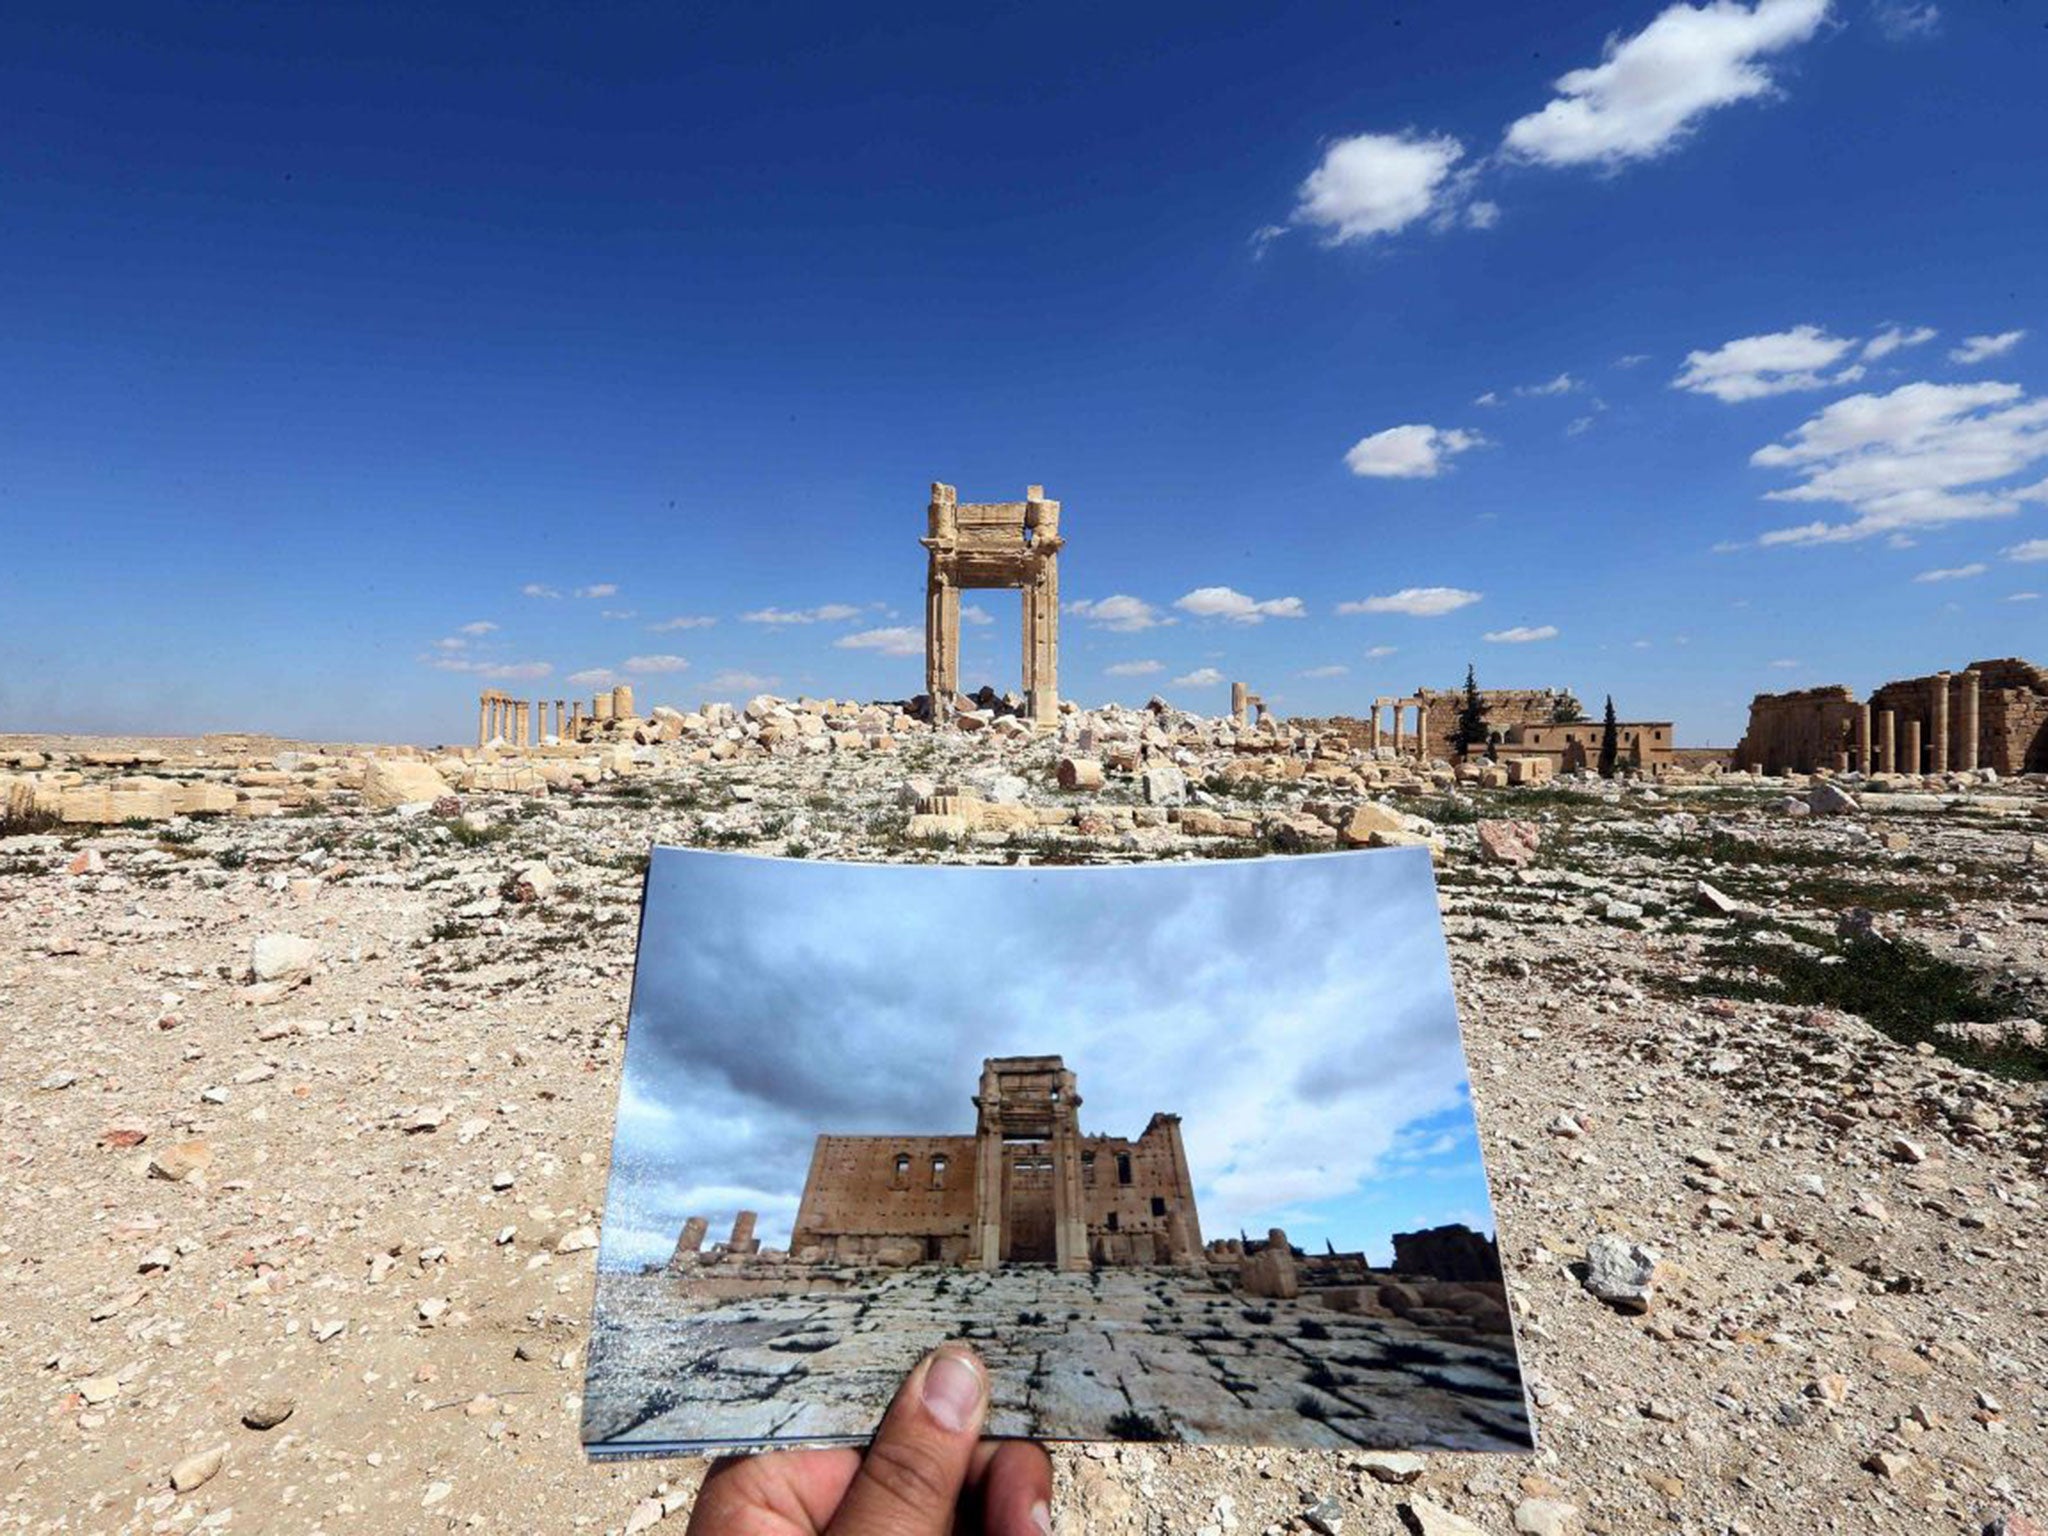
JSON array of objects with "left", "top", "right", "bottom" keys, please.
[{"left": 583, "top": 845, "right": 1532, "bottom": 1456}]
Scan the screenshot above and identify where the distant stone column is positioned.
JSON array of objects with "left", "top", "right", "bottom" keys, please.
[
  {"left": 514, "top": 700, "right": 531, "bottom": 749},
  {"left": 1392, "top": 706, "right": 1405, "bottom": 757},
  {"left": 1416, "top": 703, "right": 1431, "bottom": 761},
  {"left": 1367, "top": 703, "right": 1381, "bottom": 753},
  {"left": 1878, "top": 709, "right": 1896, "bottom": 774},
  {"left": 477, "top": 695, "right": 489, "bottom": 749},
  {"left": 1930, "top": 672, "right": 1951, "bottom": 772},
  {"left": 667, "top": 1217, "right": 708, "bottom": 1271},
  {"left": 533, "top": 699, "right": 546, "bottom": 742},
  {"left": 1959, "top": 670, "right": 1981, "bottom": 772},
  {"left": 1904, "top": 718, "right": 1923, "bottom": 776},
  {"left": 569, "top": 700, "right": 583, "bottom": 739},
  {"left": 613, "top": 683, "right": 635, "bottom": 719},
  {"left": 593, "top": 691, "right": 614, "bottom": 723},
  {"left": 728, "top": 1210, "right": 758, "bottom": 1254},
  {"left": 1231, "top": 682, "right": 1248, "bottom": 727},
  {"left": 1856, "top": 704, "right": 1872, "bottom": 774}
]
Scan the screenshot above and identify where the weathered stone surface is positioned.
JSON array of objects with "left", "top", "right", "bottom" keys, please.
[
  {"left": 361, "top": 757, "right": 451, "bottom": 809},
  {"left": 1581, "top": 1234, "right": 1660, "bottom": 1313},
  {"left": 251, "top": 932, "right": 319, "bottom": 983},
  {"left": 1476, "top": 819, "right": 1541, "bottom": 866}
]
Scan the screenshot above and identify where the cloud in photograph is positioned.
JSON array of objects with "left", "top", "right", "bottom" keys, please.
[
  {"left": 648, "top": 615, "right": 718, "bottom": 632},
  {"left": 1483, "top": 625, "right": 1559, "bottom": 643},
  {"left": 1104, "top": 659, "right": 1164, "bottom": 677},
  {"left": 598, "top": 851, "right": 1487, "bottom": 1271},
  {"left": 1173, "top": 667, "right": 1227, "bottom": 687},
  {"left": 1912, "top": 563, "right": 1985, "bottom": 582},
  {"left": 1673, "top": 324, "right": 1861, "bottom": 402}
]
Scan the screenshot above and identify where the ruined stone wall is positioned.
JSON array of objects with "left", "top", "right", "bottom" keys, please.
[
  {"left": 1506, "top": 721, "right": 1674, "bottom": 770},
  {"left": 1965, "top": 659, "right": 2048, "bottom": 774},
  {"left": 789, "top": 1134, "right": 979, "bottom": 1261},
  {"left": 1080, "top": 1117, "right": 1201, "bottom": 1264},
  {"left": 1413, "top": 688, "right": 1579, "bottom": 761},
  {"left": 1734, "top": 686, "right": 1861, "bottom": 774}
]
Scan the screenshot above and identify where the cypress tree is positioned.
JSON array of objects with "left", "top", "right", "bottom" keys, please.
[
  {"left": 1598, "top": 695, "right": 1620, "bottom": 779},
  {"left": 1453, "top": 664, "right": 1489, "bottom": 759}
]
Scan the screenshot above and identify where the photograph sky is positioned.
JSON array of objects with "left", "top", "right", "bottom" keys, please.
[
  {"left": 599, "top": 846, "right": 1491, "bottom": 1271},
  {"left": 2, "top": 2, "right": 2042, "bottom": 744}
]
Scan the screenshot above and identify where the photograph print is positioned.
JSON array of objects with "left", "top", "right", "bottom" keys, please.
[{"left": 582, "top": 844, "right": 1532, "bottom": 1455}]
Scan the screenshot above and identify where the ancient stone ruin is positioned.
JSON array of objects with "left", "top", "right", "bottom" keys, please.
[
  {"left": 1734, "top": 657, "right": 2048, "bottom": 775},
  {"left": 478, "top": 684, "right": 642, "bottom": 749},
  {"left": 779, "top": 1054, "right": 1203, "bottom": 1271},
  {"left": 921, "top": 482, "right": 1063, "bottom": 728}
]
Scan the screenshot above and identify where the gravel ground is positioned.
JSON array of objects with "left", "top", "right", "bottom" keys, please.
[{"left": 2, "top": 715, "right": 2043, "bottom": 1535}]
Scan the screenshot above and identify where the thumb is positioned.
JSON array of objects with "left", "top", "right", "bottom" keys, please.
[{"left": 827, "top": 1344, "right": 988, "bottom": 1536}]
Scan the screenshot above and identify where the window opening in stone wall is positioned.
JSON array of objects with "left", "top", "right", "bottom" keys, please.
[
  {"left": 1151, "top": 1196, "right": 1167, "bottom": 1217},
  {"left": 893, "top": 1154, "right": 910, "bottom": 1189},
  {"left": 1117, "top": 1153, "right": 1132, "bottom": 1185},
  {"left": 931, "top": 1154, "right": 948, "bottom": 1190}
]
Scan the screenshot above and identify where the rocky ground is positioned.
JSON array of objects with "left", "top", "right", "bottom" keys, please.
[
  {"left": 2, "top": 703, "right": 2044, "bottom": 1535},
  {"left": 584, "top": 1268, "right": 1529, "bottom": 1454}
]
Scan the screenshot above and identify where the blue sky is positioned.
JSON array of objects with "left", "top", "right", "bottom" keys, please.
[
  {"left": 3, "top": 1, "right": 2042, "bottom": 745},
  {"left": 599, "top": 846, "right": 1491, "bottom": 1271}
]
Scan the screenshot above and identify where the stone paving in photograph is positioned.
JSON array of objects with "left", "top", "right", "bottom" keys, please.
[{"left": 584, "top": 1267, "right": 1531, "bottom": 1453}]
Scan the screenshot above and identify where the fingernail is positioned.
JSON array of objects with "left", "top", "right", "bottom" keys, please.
[
  {"left": 919, "top": 1348, "right": 984, "bottom": 1433},
  {"left": 1030, "top": 1499, "right": 1053, "bottom": 1535}
]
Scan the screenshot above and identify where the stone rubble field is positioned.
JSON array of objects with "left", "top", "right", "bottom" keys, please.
[{"left": 2, "top": 696, "right": 2045, "bottom": 1536}]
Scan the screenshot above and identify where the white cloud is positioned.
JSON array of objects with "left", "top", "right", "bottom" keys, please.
[
  {"left": 1365, "top": 645, "right": 1399, "bottom": 658},
  {"left": 1502, "top": 0, "right": 1832, "bottom": 168},
  {"left": 458, "top": 620, "right": 498, "bottom": 636},
  {"left": 1104, "top": 659, "right": 1164, "bottom": 677},
  {"left": 1750, "top": 380, "right": 2048, "bottom": 544},
  {"left": 1465, "top": 200, "right": 1500, "bottom": 229},
  {"left": 740, "top": 604, "right": 862, "bottom": 624},
  {"left": 1517, "top": 372, "right": 1578, "bottom": 397},
  {"left": 430, "top": 657, "right": 554, "bottom": 681},
  {"left": 1300, "top": 664, "right": 1351, "bottom": 678},
  {"left": 1768, "top": 657, "right": 1801, "bottom": 668},
  {"left": 959, "top": 604, "right": 994, "bottom": 627},
  {"left": 1065, "top": 595, "right": 1167, "bottom": 632},
  {"left": 1567, "top": 415, "right": 1597, "bottom": 436},
  {"left": 707, "top": 670, "right": 778, "bottom": 693},
  {"left": 1673, "top": 325, "right": 1859, "bottom": 401},
  {"left": 1173, "top": 667, "right": 1227, "bottom": 687},
  {"left": 2007, "top": 591, "right": 2040, "bottom": 602},
  {"left": 1483, "top": 625, "right": 1559, "bottom": 643},
  {"left": 648, "top": 615, "right": 718, "bottom": 632},
  {"left": 568, "top": 667, "right": 618, "bottom": 687},
  {"left": 1174, "top": 586, "right": 1306, "bottom": 624},
  {"left": 575, "top": 583, "right": 619, "bottom": 599},
  {"left": 1344, "top": 424, "right": 1488, "bottom": 478},
  {"left": 600, "top": 609, "right": 638, "bottom": 620},
  {"left": 834, "top": 627, "right": 923, "bottom": 656},
  {"left": 432, "top": 636, "right": 468, "bottom": 651},
  {"left": 1616, "top": 353, "right": 1651, "bottom": 368},
  {"left": 1473, "top": 391, "right": 1500, "bottom": 407},
  {"left": 521, "top": 583, "right": 561, "bottom": 599},
  {"left": 1291, "top": 131, "right": 1468, "bottom": 244},
  {"left": 1950, "top": 330, "right": 2026, "bottom": 365},
  {"left": 2006, "top": 538, "right": 2048, "bottom": 562},
  {"left": 1861, "top": 324, "right": 1936, "bottom": 361},
  {"left": 1912, "top": 563, "right": 1986, "bottom": 582},
  {"left": 1338, "top": 587, "right": 1483, "bottom": 617},
  {"left": 1870, "top": 1, "right": 1940, "bottom": 41},
  {"left": 622, "top": 654, "right": 690, "bottom": 674}
]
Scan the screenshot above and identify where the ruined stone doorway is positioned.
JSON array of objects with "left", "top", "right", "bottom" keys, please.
[{"left": 1001, "top": 1149, "right": 1058, "bottom": 1264}]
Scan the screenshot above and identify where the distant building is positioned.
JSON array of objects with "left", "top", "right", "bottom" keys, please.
[
  {"left": 788, "top": 1055, "right": 1202, "bottom": 1271},
  {"left": 1734, "top": 657, "right": 2048, "bottom": 775}
]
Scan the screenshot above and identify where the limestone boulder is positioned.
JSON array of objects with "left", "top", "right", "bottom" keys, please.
[
  {"left": 250, "top": 932, "right": 319, "bottom": 984},
  {"left": 1582, "top": 1233, "right": 1662, "bottom": 1313},
  {"left": 1476, "top": 818, "right": 1541, "bottom": 866},
  {"left": 361, "top": 758, "right": 451, "bottom": 810}
]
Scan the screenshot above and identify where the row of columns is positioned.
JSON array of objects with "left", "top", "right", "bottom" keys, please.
[
  {"left": 476, "top": 693, "right": 584, "bottom": 749},
  {"left": 1366, "top": 696, "right": 1430, "bottom": 760},
  {"left": 1845, "top": 670, "right": 1981, "bottom": 774}
]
